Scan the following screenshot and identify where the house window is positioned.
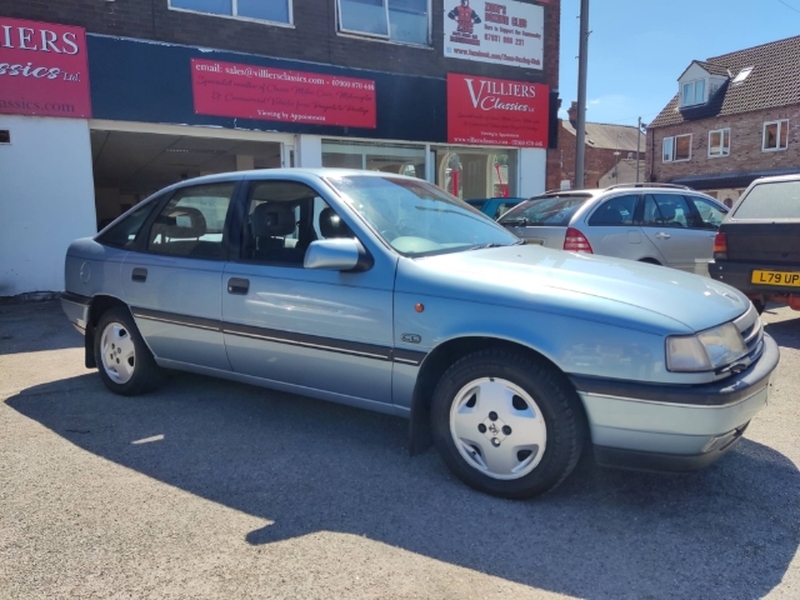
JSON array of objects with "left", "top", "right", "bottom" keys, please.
[
  {"left": 169, "top": 0, "right": 291, "bottom": 24},
  {"left": 763, "top": 120, "right": 789, "bottom": 151},
  {"left": 662, "top": 134, "right": 692, "bottom": 162},
  {"left": 337, "top": 0, "right": 430, "bottom": 46},
  {"left": 681, "top": 79, "right": 705, "bottom": 106},
  {"left": 708, "top": 128, "right": 730, "bottom": 158}
]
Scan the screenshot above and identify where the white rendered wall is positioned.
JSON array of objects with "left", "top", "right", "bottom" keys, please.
[
  {"left": 295, "top": 135, "right": 323, "bottom": 168},
  {"left": 518, "top": 148, "right": 547, "bottom": 197},
  {"left": 0, "top": 115, "right": 96, "bottom": 296}
]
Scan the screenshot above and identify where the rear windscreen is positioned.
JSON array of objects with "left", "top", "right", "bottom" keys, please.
[
  {"left": 734, "top": 180, "right": 800, "bottom": 219},
  {"left": 498, "top": 195, "right": 590, "bottom": 226}
]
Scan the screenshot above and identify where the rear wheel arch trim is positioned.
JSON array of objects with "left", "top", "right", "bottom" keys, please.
[{"left": 85, "top": 296, "right": 142, "bottom": 368}]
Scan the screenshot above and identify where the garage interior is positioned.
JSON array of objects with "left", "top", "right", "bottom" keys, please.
[{"left": 90, "top": 130, "right": 283, "bottom": 229}]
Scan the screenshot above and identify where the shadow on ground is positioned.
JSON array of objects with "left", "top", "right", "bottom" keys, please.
[
  {"left": 7, "top": 368, "right": 799, "bottom": 600},
  {"left": 0, "top": 300, "right": 83, "bottom": 355}
]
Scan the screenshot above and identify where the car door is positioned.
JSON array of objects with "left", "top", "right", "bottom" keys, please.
[
  {"left": 121, "top": 179, "right": 239, "bottom": 370},
  {"left": 583, "top": 193, "right": 653, "bottom": 261},
  {"left": 221, "top": 178, "right": 395, "bottom": 406},
  {"left": 683, "top": 194, "right": 728, "bottom": 276},
  {"left": 638, "top": 193, "right": 703, "bottom": 272}
]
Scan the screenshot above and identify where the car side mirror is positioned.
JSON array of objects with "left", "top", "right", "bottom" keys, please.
[{"left": 304, "top": 238, "right": 372, "bottom": 272}]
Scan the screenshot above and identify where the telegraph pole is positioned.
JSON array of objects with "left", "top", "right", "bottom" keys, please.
[
  {"left": 575, "top": 0, "right": 590, "bottom": 189},
  {"left": 636, "top": 116, "right": 642, "bottom": 183}
]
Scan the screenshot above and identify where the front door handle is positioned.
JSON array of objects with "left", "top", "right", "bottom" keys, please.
[
  {"left": 131, "top": 267, "right": 148, "bottom": 282},
  {"left": 655, "top": 232, "right": 671, "bottom": 240},
  {"left": 227, "top": 277, "right": 250, "bottom": 295}
]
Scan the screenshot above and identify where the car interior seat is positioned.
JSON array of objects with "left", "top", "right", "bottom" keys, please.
[
  {"left": 657, "top": 204, "right": 682, "bottom": 227},
  {"left": 249, "top": 202, "right": 304, "bottom": 263},
  {"left": 150, "top": 206, "right": 210, "bottom": 256}
]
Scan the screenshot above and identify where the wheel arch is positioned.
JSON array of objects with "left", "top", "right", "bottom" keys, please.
[
  {"left": 638, "top": 257, "right": 662, "bottom": 265},
  {"left": 408, "top": 336, "right": 588, "bottom": 455},
  {"left": 84, "top": 295, "right": 130, "bottom": 368}
]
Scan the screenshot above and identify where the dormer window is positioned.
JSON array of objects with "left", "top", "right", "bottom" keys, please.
[{"left": 681, "top": 79, "right": 705, "bottom": 106}]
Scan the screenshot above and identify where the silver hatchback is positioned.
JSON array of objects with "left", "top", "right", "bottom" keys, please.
[{"left": 499, "top": 184, "right": 728, "bottom": 276}]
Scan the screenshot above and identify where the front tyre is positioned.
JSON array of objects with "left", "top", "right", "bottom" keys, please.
[
  {"left": 94, "top": 306, "right": 162, "bottom": 396},
  {"left": 431, "top": 349, "right": 585, "bottom": 499}
]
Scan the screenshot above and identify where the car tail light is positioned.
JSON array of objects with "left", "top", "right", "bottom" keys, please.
[
  {"left": 713, "top": 232, "right": 727, "bottom": 258},
  {"left": 563, "top": 227, "right": 593, "bottom": 253}
]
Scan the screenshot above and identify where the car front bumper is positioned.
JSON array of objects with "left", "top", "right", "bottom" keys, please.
[{"left": 569, "top": 333, "right": 779, "bottom": 472}]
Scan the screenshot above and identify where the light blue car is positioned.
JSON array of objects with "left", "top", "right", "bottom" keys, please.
[{"left": 62, "top": 169, "right": 779, "bottom": 499}]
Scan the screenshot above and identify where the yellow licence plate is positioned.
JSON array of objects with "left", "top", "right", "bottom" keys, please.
[{"left": 751, "top": 270, "right": 800, "bottom": 287}]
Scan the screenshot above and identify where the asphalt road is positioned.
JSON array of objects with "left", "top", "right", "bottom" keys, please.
[{"left": 1, "top": 300, "right": 798, "bottom": 600}]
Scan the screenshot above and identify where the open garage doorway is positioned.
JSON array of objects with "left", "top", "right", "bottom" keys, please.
[{"left": 90, "top": 125, "right": 286, "bottom": 229}]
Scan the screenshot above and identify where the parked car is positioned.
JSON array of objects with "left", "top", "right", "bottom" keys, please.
[
  {"left": 709, "top": 173, "right": 800, "bottom": 313},
  {"left": 498, "top": 184, "right": 728, "bottom": 276},
  {"left": 62, "top": 169, "right": 778, "bottom": 499},
  {"left": 466, "top": 197, "right": 527, "bottom": 219}
]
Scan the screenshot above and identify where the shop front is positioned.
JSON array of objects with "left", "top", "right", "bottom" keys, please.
[{"left": 1, "top": 16, "right": 552, "bottom": 296}]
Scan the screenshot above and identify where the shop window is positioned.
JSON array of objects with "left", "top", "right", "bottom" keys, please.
[
  {"left": 322, "top": 140, "right": 427, "bottom": 178},
  {"left": 337, "top": 0, "right": 430, "bottom": 46},
  {"left": 169, "top": 0, "right": 291, "bottom": 24},
  {"left": 708, "top": 128, "right": 730, "bottom": 158},
  {"left": 662, "top": 134, "right": 691, "bottom": 162},
  {"left": 436, "top": 149, "right": 518, "bottom": 200},
  {"left": 763, "top": 119, "right": 789, "bottom": 152}
]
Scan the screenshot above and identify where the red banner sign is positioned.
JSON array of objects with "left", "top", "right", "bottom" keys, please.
[
  {"left": 191, "top": 59, "right": 377, "bottom": 129},
  {"left": 0, "top": 18, "right": 91, "bottom": 118},
  {"left": 447, "top": 73, "right": 549, "bottom": 148}
]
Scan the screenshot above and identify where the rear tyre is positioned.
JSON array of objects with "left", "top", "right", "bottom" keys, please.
[
  {"left": 94, "top": 306, "right": 162, "bottom": 396},
  {"left": 751, "top": 298, "right": 766, "bottom": 314},
  {"left": 431, "top": 349, "right": 585, "bottom": 499}
]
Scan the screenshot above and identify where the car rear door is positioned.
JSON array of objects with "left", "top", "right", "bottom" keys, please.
[
  {"left": 683, "top": 194, "right": 728, "bottom": 276},
  {"left": 220, "top": 177, "right": 395, "bottom": 406},
  {"left": 582, "top": 194, "right": 651, "bottom": 261},
  {"left": 638, "top": 193, "right": 703, "bottom": 272},
  {"left": 121, "top": 179, "right": 240, "bottom": 370}
]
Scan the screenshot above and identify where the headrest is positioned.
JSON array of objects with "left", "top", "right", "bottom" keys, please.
[
  {"left": 251, "top": 203, "right": 295, "bottom": 237},
  {"left": 159, "top": 206, "right": 207, "bottom": 238},
  {"left": 319, "top": 207, "right": 353, "bottom": 238},
  {"left": 660, "top": 204, "right": 676, "bottom": 220}
]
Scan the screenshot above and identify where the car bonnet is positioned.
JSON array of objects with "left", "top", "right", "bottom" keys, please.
[{"left": 400, "top": 245, "right": 750, "bottom": 334}]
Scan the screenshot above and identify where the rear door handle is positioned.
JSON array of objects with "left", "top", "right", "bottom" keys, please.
[
  {"left": 131, "top": 267, "right": 148, "bottom": 282},
  {"left": 227, "top": 277, "right": 250, "bottom": 295},
  {"left": 655, "top": 232, "right": 671, "bottom": 240}
]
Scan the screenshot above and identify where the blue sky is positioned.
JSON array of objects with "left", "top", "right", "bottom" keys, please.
[{"left": 558, "top": 0, "right": 800, "bottom": 128}]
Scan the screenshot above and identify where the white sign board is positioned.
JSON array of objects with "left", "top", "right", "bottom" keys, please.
[{"left": 443, "top": 0, "right": 544, "bottom": 70}]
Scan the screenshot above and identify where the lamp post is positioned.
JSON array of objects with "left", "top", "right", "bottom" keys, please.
[{"left": 575, "top": 0, "right": 590, "bottom": 189}]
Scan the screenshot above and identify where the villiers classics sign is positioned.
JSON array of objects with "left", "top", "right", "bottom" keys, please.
[
  {"left": 0, "top": 17, "right": 92, "bottom": 118},
  {"left": 447, "top": 73, "right": 549, "bottom": 147}
]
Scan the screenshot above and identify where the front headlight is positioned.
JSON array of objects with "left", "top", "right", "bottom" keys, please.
[{"left": 666, "top": 322, "right": 747, "bottom": 372}]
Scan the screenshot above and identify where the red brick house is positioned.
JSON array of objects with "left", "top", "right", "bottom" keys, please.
[
  {"left": 547, "top": 102, "right": 645, "bottom": 191},
  {"left": 647, "top": 35, "right": 800, "bottom": 205}
]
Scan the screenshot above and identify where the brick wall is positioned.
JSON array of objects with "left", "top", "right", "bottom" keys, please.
[
  {"left": 0, "top": 0, "right": 560, "bottom": 86},
  {"left": 647, "top": 106, "right": 800, "bottom": 183},
  {"left": 546, "top": 122, "right": 645, "bottom": 190}
]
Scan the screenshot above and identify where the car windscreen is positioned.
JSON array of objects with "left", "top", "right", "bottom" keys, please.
[
  {"left": 325, "top": 175, "right": 519, "bottom": 256},
  {"left": 498, "top": 194, "right": 591, "bottom": 226},
  {"left": 733, "top": 180, "right": 800, "bottom": 220}
]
